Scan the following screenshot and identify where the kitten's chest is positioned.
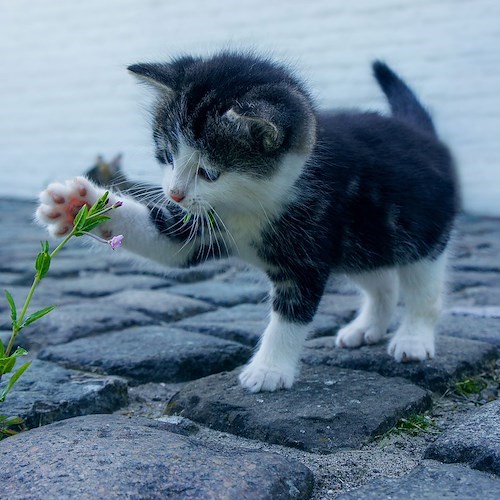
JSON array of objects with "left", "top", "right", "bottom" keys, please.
[{"left": 223, "top": 213, "right": 268, "bottom": 268}]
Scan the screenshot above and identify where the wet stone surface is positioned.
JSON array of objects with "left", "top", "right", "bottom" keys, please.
[
  {"left": 38, "top": 326, "right": 252, "bottom": 385},
  {"left": 167, "top": 366, "right": 432, "bottom": 453},
  {"left": 0, "top": 414, "right": 315, "bottom": 499},
  {"left": 303, "top": 334, "right": 498, "bottom": 392},
  {"left": 337, "top": 460, "right": 500, "bottom": 499},
  {"left": 425, "top": 400, "right": 500, "bottom": 475},
  {"left": 18, "top": 302, "right": 156, "bottom": 350},
  {"left": 0, "top": 200, "right": 498, "bottom": 499},
  {"left": 0, "top": 360, "right": 128, "bottom": 428}
]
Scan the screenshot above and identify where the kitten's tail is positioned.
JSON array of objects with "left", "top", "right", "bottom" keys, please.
[{"left": 372, "top": 61, "right": 437, "bottom": 137}]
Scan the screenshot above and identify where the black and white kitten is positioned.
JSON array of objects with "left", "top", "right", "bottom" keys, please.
[{"left": 37, "top": 52, "right": 459, "bottom": 392}]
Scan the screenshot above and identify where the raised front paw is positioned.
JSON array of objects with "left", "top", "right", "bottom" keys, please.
[
  {"left": 238, "top": 358, "right": 297, "bottom": 393},
  {"left": 36, "top": 177, "right": 101, "bottom": 237}
]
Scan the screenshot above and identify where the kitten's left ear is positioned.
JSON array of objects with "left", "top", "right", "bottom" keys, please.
[
  {"left": 127, "top": 63, "right": 176, "bottom": 95},
  {"left": 224, "top": 107, "right": 283, "bottom": 152}
]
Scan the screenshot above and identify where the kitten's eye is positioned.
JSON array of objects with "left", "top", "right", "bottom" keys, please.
[
  {"left": 164, "top": 150, "right": 174, "bottom": 165},
  {"left": 197, "top": 168, "right": 220, "bottom": 182}
]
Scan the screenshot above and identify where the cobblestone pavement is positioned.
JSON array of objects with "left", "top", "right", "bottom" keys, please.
[{"left": 0, "top": 198, "right": 499, "bottom": 498}]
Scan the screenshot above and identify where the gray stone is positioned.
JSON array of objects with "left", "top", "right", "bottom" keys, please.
[
  {"left": 337, "top": 460, "right": 500, "bottom": 499},
  {"left": 303, "top": 334, "right": 498, "bottom": 392},
  {"left": 38, "top": 326, "right": 251, "bottom": 384},
  {"left": 20, "top": 302, "right": 155, "bottom": 350},
  {"left": 167, "top": 280, "right": 269, "bottom": 306},
  {"left": 41, "top": 273, "right": 170, "bottom": 298},
  {"left": 167, "top": 365, "right": 432, "bottom": 453},
  {"left": 98, "top": 289, "right": 215, "bottom": 321},
  {"left": 0, "top": 414, "right": 314, "bottom": 499},
  {"left": 176, "top": 303, "right": 269, "bottom": 346},
  {"left": 0, "top": 271, "right": 26, "bottom": 286},
  {"left": 177, "top": 300, "right": 357, "bottom": 347},
  {"left": 179, "top": 317, "right": 264, "bottom": 346},
  {"left": 0, "top": 283, "right": 79, "bottom": 321},
  {"left": 450, "top": 270, "right": 500, "bottom": 293},
  {"left": 452, "top": 256, "right": 500, "bottom": 274},
  {"left": 451, "top": 285, "right": 500, "bottom": 307},
  {"left": 29, "top": 254, "right": 113, "bottom": 278},
  {"left": 0, "top": 360, "right": 128, "bottom": 428},
  {"left": 0, "top": 330, "right": 10, "bottom": 347},
  {"left": 449, "top": 305, "right": 500, "bottom": 318},
  {"left": 439, "top": 312, "right": 500, "bottom": 345},
  {"left": 425, "top": 400, "right": 500, "bottom": 475},
  {"left": 116, "top": 382, "right": 189, "bottom": 420},
  {"left": 313, "top": 294, "right": 358, "bottom": 337}
]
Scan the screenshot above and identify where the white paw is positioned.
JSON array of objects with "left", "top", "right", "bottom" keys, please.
[
  {"left": 388, "top": 329, "right": 435, "bottom": 362},
  {"left": 36, "top": 177, "right": 103, "bottom": 237},
  {"left": 239, "top": 358, "right": 296, "bottom": 393},
  {"left": 335, "top": 319, "right": 385, "bottom": 348}
]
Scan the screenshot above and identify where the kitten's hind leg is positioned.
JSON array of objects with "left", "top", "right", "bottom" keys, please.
[
  {"left": 388, "top": 253, "right": 447, "bottom": 362},
  {"left": 336, "top": 269, "right": 398, "bottom": 348}
]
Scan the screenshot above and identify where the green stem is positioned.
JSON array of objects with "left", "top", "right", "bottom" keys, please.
[
  {"left": 4, "top": 230, "right": 76, "bottom": 357},
  {"left": 2, "top": 197, "right": 118, "bottom": 359},
  {"left": 49, "top": 230, "right": 75, "bottom": 260}
]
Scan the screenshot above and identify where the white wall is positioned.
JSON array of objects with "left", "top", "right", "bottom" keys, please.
[{"left": 1, "top": 0, "right": 499, "bottom": 215}]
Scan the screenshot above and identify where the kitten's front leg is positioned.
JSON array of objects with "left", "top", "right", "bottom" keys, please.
[
  {"left": 36, "top": 177, "right": 200, "bottom": 267},
  {"left": 239, "top": 276, "right": 324, "bottom": 392},
  {"left": 238, "top": 311, "right": 310, "bottom": 392}
]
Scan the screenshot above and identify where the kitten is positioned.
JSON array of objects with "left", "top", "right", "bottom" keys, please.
[{"left": 37, "top": 52, "right": 459, "bottom": 392}]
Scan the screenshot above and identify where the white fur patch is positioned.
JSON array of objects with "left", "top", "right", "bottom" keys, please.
[
  {"left": 336, "top": 268, "right": 398, "bottom": 348},
  {"left": 389, "top": 253, "right": 447, "bottom": 361},
  {"left": 239, "top": 311, "right": 309, "bottom": 392}
]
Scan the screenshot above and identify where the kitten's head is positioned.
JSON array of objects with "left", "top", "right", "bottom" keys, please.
[{"left": 128, "top": 52, "right": 316, "bottom": 216}]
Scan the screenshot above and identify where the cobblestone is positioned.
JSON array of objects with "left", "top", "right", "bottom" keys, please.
[
  {"left": 0, "top": 414, "right": 314, "bottom": 499},
  {"left": 0, "top": 199, "right": 498, "bottom": 499}
]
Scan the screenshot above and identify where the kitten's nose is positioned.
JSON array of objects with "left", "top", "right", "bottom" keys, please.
[{"left": 170, "top": 190, "right": 185, "bottom": 203}]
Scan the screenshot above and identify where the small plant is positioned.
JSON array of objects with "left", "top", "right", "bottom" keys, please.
[
  {"left": 454, "top": 376, "right": 488, "bottom": 397},
  {"left": 0, "top": 192, "right": 123, "bottom": 438},
  {"left": 377, "top": 413, "right": 437, "bottom": 442},
  {"left": 393, "top": 414, "right": 435, "bottom": 436}
]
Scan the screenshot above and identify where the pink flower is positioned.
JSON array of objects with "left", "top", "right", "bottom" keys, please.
[{"left": 108, "top": 235, "right": 124, "bottom": 250}]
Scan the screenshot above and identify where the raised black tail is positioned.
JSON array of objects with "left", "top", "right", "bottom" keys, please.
[{"left": 373, "top": 61, "right": 437, "bottom": 137}]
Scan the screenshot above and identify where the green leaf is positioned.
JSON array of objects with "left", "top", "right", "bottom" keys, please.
[
  {"left": 41, "top": 240, "right": 50, "bottom": 253},
  {"left": 73, "top": 204, "right": 89, "bottom": 231},
  {"left": 183, "top": 212, "right": 192, "bottom": 224},
  {"left": 35, "top": 250, "right": 51, "bottom": 279},
  {"left": 88, "top": 191, "right": 109, "bottom": 216},
  {"left": 0, "top": 361, "right": 31, "bottom": 402},
  {"left": 79, "top": 216, "right": 111, "bottom": 234},
  {"left": 0, "top": 356, "right": 16, "bottom": 376},
  {"left": 2, "top": 416, "right": 24, "bottom": 426},
  {"left": 0, "top": 339, "right": 4, "bottom": 358},
  {"left": 0, "top": 347, "right": 28, "bottom": 375},
  {"left": 4, "top": 290, "right": 17, "bottom": 325},
  {"left": 20, "top": 305, "right": 56, "bottom": 328}
]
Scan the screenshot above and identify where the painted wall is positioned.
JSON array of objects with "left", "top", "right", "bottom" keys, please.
[{"left": 1, "top": 0, "right": 499, "bottom": 214}]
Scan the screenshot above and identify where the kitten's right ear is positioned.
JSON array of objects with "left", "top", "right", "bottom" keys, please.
[{"left": 127, "top": 63, "right": 176, "bottom": 95}]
